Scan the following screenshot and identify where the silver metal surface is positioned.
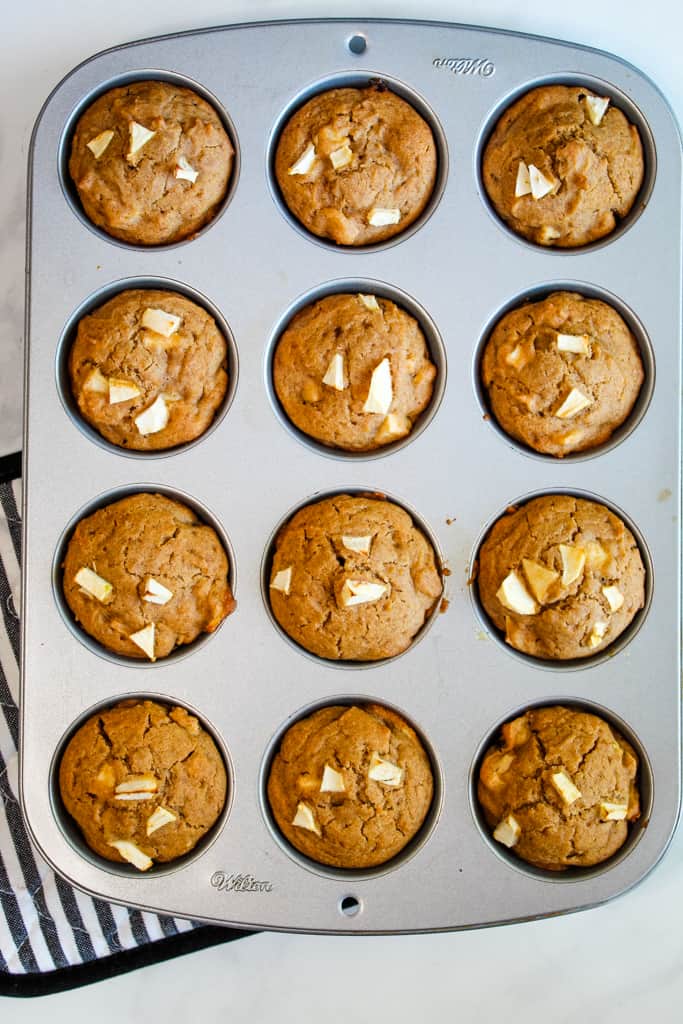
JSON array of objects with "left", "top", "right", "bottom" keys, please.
[{"left": 21, "top": 18, "right": 682, "bottom": 934}]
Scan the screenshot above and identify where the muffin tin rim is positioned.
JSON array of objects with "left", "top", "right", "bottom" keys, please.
[
  {"left": 263, "top": 276, "right": 448, "bottom": 463},
  {"left": 57, "top": 66, "right": 242, "bottom": 252},
  {"left": 259, "top": 485, "right": 446, "bottom": 670},
  {"left": 257, "top": 692, "right": 445, "bottom": 882},
  {"left": 51, "top": 482, "right": 238, "bottom": 669},
  {"left": 471, "top": 278, "right": 656, "bottom": 464},
  {"left": 265, "top": 67, "right": 450, "bottom": 255},
  {"left": 468, "top": 486, "right": 655, "bottom": 672},
  {"left": 467, "top": 696, "right": 655, "bottom": 884},
  {"left": 473, "top": 70, "right": 658, "bottom": 255},
  {"left": 54, "top": 275, "right": 240, "bottom": 460},
  {"left": 48, "top": 691, "right": 236, "bottom": 879}
]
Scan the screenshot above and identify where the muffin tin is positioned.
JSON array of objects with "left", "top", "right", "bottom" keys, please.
[{"left": 21, "top": 18, "right": 681, "bottom": 932}]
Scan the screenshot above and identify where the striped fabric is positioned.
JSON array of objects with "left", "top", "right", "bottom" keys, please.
[{"left": 0, "top": 479, "right": 201, "bottom": 976}]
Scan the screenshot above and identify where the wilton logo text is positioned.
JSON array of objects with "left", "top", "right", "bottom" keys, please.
[{"left": 432, "top": 57, "right": 495, "bottom": 78}]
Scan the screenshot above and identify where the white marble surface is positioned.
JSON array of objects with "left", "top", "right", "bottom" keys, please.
[{"left": 5, "top": 0, "right": 683, "bottom": 1015}]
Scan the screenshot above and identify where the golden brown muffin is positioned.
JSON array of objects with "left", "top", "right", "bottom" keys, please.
[
  {"left": 275, "top": 85, "right": 437, "bottom": 245},
  {"left": 477, "top": 495, "right": 645, "bottom": 659},
  {"left": 69, "top": 80, "right": 234, "bottom": 245},
  {"left": 478, "top": 706, "right": 640, "bottom": 870},
  {"left": 273, "top": 293, "right": 436, "bottom": 451},
  {"left": 59, "top": 700, "right": 227, "bottom": 869},
  {"left": 69, "top": 289, "right": 228, "bottom": 451},
  {"left": 62, "top": 493, "right": 235, "bottom": 661},
  {"left": 267, "top": 704, "right": 433, "bottom": 868},
  {"left": 482, "top": 85, "right": 644, "bottom": 247},
  {"left": 481, "top": 292, "right": 644, "bottom": 456},
  {"left": 268, "top": 494, "right": 442, "bottom": 661}
]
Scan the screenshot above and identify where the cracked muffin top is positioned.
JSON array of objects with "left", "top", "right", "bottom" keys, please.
[
  {"left": 267, "top": 703, "right": 434, "bottom": 868},
  {"left": 476, "top": 494, "right": 645, "bottom": 660},
  {"left": 69, "top": 80, "right": 234, "bottom": 245},
  {"left": 69, "top": 289, "right": 229, "bottom": 451},
  {"left": 62, "top": 493, "right": 235, "bottom": 661},
  {"left": 59, "top": 700, "right": 227, "bottom": 869},
  {"left": 481, "top": 291, "right": 644, "bottom": 457},
  {"left": 273, "top": 292, "right": 436, "bottom": 451},
  {"left": 478, "top": 705, "right": 640, "bottom": 870},
  {"left": 482, "top": 85, "right": 644, "bottom": 247},
  {"left": 268, "top": 494, "right": 442, "bottom": 661},
  {"left": 274, "top": 85, "right": 437, "bottom": 245}
]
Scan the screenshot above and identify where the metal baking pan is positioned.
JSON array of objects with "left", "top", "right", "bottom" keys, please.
[{"left": 21, "top": 18, "right": 682, "bottom": 933}]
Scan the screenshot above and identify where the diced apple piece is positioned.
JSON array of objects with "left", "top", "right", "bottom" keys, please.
[
  {"left": 330, "top": 144, "right": 353, "bottom": 169},
  {"left": 108, "top": 378, "right": 141, "bottom": 404},
  {"left": 114, "top": 792, "right": 154, "bottom": 802},
  {"left": 127, "top": 121, "right": 155, "bottom": 161},
  {"left": 292, "top": 801, "right": 320, "bottom": 834},
  {"left": 363, "top": 357, "right": 393, "bottom": 414},
  {"left": 493, "top": 814, "right": 521, "bottom": 848},
  {"left": 555, "top": 388, "right": 592, "bottom": 419},
  {"left": 589, "top": 620, "right": 608, "bottom": 648},
  {"left": 358, "top": 294, "right": 380, "bottom": 311},
  {"left": 600, "top": 801, "right": 628, "bottom": 821},
  {"left": 528, "top": 164, "right": 555, "bottom": 200},
  {"left": 340, "top": 579, "right": 388, "bottom": 607},
  {"left": 368, "top": 753, "right": 403, "bottom": 787},
  {"left": 134, "top": 395, "right": 169, "bottom": 436},
  {"left": 288, "top": 142, "right": 316, "bottom": 175},
  {"left": 539, "top": 225, "right": 561, "bottom": 243},
  {"left": 559, "top": 545, "right": 586, "bottom": 587},
  {"left": 341, "top": 535, "right": 372, "bottom": 555},
  {"left": 270, "top": 566, "right": 292, "bottom": 595},
  {"left": 146, "top": 806, "right": 177, "bottom": 836},
  {"left": 75, "top": 566, "right": 113, "bottom": 603},
  {"left": 174, "top": 155, "right": 198, "bottom": 183},
  {"left": 142, "top": 577, "right": 173, "bottom": 606},
  {"left": 320, "top": 764, "right": 345, "bottom": 793},
  {"left": 141, "top": 307, "right": 182, "bottom": 337},
  {"left": 322, "top": 352, "right": 347, "bottom": 391},
  {"left": 551, "top": 770, "right": 582, "bottom": 805},
  {"left": 367, "top": 207, "right": 401, "bottom": 226},
  {"left": 375, "top": 413, "right": 410, "bottom": 444},
  {"left": 87, "top": 130, "right": 114, "bottom": 159},
  {"left": 505, "top": 343, "right": 533, "bottom": 371},
  {"left": 107, "top": 839, "right": 153, "bottom": 871},
  {"left": 129, "top": 623, "right": 155, "bottom": 661},
  {"left": 584, "top": 95, "right": 610, "bottom": 126},
  {"left": 115, "top": 775, "right": 158, "bottom": 794},
  {"left": 84, "top": 368, "right": 108, "bottom": 393},
  {"left": 496, "top": 571, "right": 538, "bottom": 615},
  {"left": 521, "top": 558, "right": 559, "bottom": 604},
  {"left": 585, "top": 541, "right": 609, "bottom": 571},
  {"left": 514, "top": 161, "right": 532, "bottom": 197},
  {"left": 602, "top": 585, "right": 624, "bottom": 612},
  {"left": 557, "top": 333, "right": 592, "bottom": 355}
]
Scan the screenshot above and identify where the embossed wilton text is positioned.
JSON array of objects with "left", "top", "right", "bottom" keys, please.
[
  {"left": 211, "top": 871, "right": 273, "bottom": 893},
  {"left": 432, "top": 57, "right": 495, "bottom": 77}
]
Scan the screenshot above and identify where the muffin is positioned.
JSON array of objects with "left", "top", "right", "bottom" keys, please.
[
  {"left": 69, "top": 80, "right": 234, "bottom": 245},
  {"left": 268, "top": 494, "right": 442, "bottom": 660},
  {"left": 275, "top": 85, "right": 437, "bottom": 245},
  {"left": 477, "top": 494, "right": 645, "bottom": 659},
  {"left": 267, "top": 703, "right": 433, "bottom": 868},
  {"left": 62, "top": 493, "right": 235, "bottom": 661},
  {"left": 481, "top": 291, "right": 644, "bottom": 456},
  {"left": 478, "top": 706, "right": 640, "bottom": 870},
  {"left": 59, "top": 700, "right": 227, "bottom": 870},
  {"left": 482, "top": 85, "right": 644, "bottom": 247},
  {"left": 273, "top": 293, "right": 436, "bottom": 451},
  {"left": 69, "top": 289, "right": 229, "bottom": 451}
]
